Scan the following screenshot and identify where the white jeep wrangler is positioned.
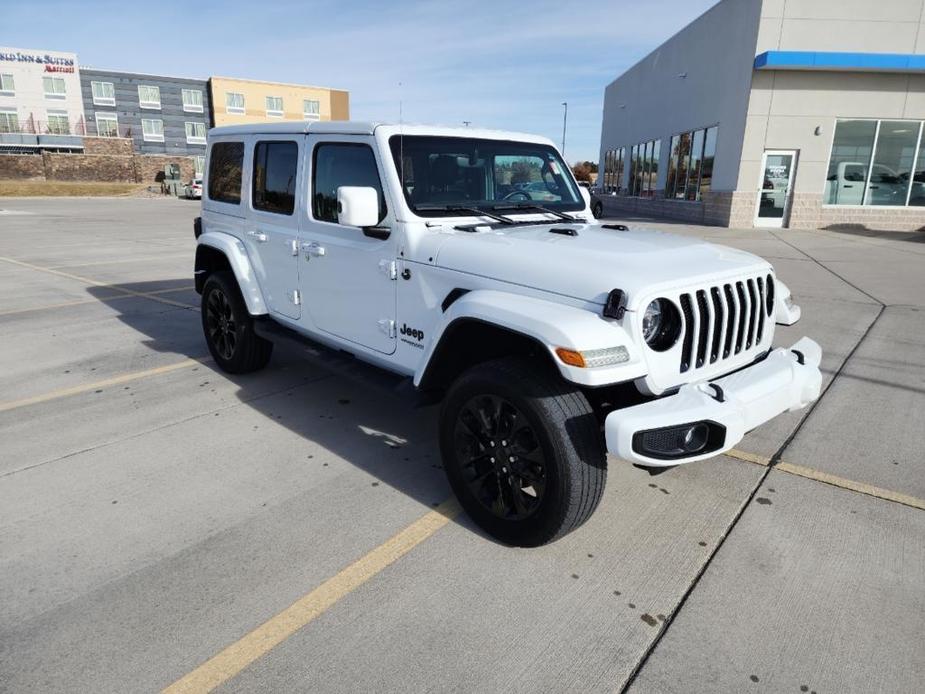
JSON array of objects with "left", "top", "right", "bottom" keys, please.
[{"left": 194, "top": 121, "right": 822, "bottom": 546}]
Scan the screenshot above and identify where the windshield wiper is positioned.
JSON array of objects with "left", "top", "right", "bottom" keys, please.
[
  {"left": 415, "top": 204, "right": 513, "bottom": 225},
  {"left": 491, "top": 203, "right": 578, "bottom": 222}
]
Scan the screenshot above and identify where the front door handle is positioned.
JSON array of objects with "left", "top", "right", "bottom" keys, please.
[
  {"left": 301, "top": 241, "right": 326, "bottom": 258},
  {"left": 247, "top": 230, "right": 268, "bottom": 243}
]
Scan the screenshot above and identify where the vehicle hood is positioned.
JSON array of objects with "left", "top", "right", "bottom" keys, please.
[{"left": 428, "top": 221, "right": 771, "bottom": 309}]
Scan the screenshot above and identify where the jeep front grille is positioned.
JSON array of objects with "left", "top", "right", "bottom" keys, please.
[{"left": 679, "top": 275, "right": 773, "bottom": 374}]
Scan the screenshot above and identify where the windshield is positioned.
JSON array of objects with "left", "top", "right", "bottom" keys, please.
[{"left": 388, "top": 135, "right": 583, "bottom": 217}]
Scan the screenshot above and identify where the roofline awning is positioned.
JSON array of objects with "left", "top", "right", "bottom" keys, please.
[{"left": 755, "top": 51, "right": 925, "bottom": 74}]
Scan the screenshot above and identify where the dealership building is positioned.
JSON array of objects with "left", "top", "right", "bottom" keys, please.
[{"left": 598, "top": 0, "right": 925, "bottom": 231}]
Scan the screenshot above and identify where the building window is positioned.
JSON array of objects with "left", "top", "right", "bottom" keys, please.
[
  {"left": 265, "top": 96, "right": 284, "bottom": 118},
  {"left": 0, "top": 73, "right": 14, "bottom": 96},
  {"left": 91, "top": 81, "right": 115, "bottom": 106},
  {"left": 627, "top": 139, "right": 659, "bottom": 197},
  {"left": 142, "top": 118, "right": 165, "bottom": 142},
  {"left": 194, "top": 155, "right": 205, "bottom": 176},
  {"left": 602, "top": 148, "right": 624, "bottom": 193},
  {"left": 182, "top": 89, "right": 204, "bottom": 113},
  {"left": 303, "top": 99, "right": 320, "bottom": 121},
  {"left": 185, "top": 121, "right": 206, "bottom": 144},
  {"left": 138, "top": 85, "right": 161, "bottom": 109},
  {"left": 46, "top": 110, "right": 70, "bottom": 135},
  {"left": 43, "top": 76, "right": 66, "bottom": 99},
  {"left": 208, "top": 141, "right": 244, "bottom": 204},
  {"left": 0, "top": 108, "right": 19, "bottom": 133},
  {"left": 665, "top": 126, "right": 717, "bottom": 201},
  {"left": 313, "top": 143, "right": 386, "bottom": 224},
  {"left": 226, "top": 92, "right": 245, "bottom": 114},
  {"left": 253, "top": 141, "right": 299, "bottom": 214},
  {"left": 825, "top": 119, "right": 925, "bottom": 207},
  {"left": 95, "top": 112, "right": 119, "bottom": 137}
]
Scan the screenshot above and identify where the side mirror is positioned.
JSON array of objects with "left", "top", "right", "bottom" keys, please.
[
  {"left": 579, "top": 186, "right": 591, "bottom": 209},
  {"left": 337, "top": 186, "right": 380, "bottom": 228}
]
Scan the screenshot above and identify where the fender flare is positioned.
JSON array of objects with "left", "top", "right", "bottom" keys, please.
[
  {"left": 415, "top": 289, "right": 647, "bottom": 388},
  {"left": 196, "top": 231, "right": 268, "bottom": 316}
]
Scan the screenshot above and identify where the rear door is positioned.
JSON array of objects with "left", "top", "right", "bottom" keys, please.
[
  {"left": 298, "top": 135, "right": 398, "bottom": 354},
  {"left": 242, "top": 136, "right": 303, "bottom": 320}
]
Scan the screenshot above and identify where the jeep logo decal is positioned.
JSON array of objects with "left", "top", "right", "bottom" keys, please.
[{"left": 399, "top": 323, "right": 424, "bottom": 341}]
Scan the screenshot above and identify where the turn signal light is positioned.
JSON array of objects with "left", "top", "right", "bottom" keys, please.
[
  {"left": 555, "top": 346, "right": 630, "bottom": 368},
  {"left": 555, "top": 348, "right": 586, "bottom": 368}
]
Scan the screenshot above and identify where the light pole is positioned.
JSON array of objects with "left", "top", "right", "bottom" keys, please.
[{"left": 561, "top": 102, "right": 568, "bottom": 157}]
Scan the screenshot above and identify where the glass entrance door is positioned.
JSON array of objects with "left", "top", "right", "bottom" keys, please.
[{"left": 755, "top": 151, "right": 797, "bottom": 228}]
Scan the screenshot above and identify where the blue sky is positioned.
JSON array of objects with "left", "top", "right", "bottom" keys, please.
[{"left": 4, "top": 0, "right": 718, "bottom": 163}]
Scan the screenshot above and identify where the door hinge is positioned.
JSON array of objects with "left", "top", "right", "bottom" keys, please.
[
  {"left": 378, "top": 319, "right": 396, "bottom": 338},
  {"left": 379, "top": 259, "right": 398, "bottom": 280},
  {"left": 290, "top": 290, "right": 301, "bottom": 306},
  {"left": 290, "top": 239, "right": 299, "bottom": 256}
]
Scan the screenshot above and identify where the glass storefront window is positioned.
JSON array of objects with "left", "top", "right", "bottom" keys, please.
[
  {"left": 674, "top": 132, "right": 691, "bottom": 199},
  {"left": 866, "top": 121, "right": 920, "bottom": 206},
  {"left": 699, "top": 127, "right": 717, "bottom": 198},
  {"left": 686, "top": 129, "right": 704, "bottom": 200},
  {"left": 822, "top": 119, "right": 925, "bottom": 207}
]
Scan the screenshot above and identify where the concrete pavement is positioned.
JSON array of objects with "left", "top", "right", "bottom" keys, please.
[{"left": 0, "top": 198, "right": 922, "bottom": 693}]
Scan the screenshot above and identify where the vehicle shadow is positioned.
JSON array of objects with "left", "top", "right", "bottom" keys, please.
[
  {"left": 821, "top": 223, "right": 925, "bottom": 242},
  {"left": 86, "top": 280, "right": 490, "bottom": 540}
]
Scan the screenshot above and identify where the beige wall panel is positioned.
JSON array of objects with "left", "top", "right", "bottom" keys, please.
[
  {"left": 765, "top": 116, "right": 831, "bottom": 162},
  {"left": 783, "top": 0, "right": 923, "bottom": 22},
  {"left": 741, "top": 114, "right": 770, "bottom": 161},
  {"left": 747, "top": 71, "right": 774, "bottom": 115},
  {"left": 778, "top": 19, "right": 919, "bottom": 53},
  {"left": 755, "top": 15, "right": 784, "bottom": 53},
  {"left": 768, "top": 72, "right": 909, "bottom": 118},
  {"left": 792, "top": 158, "right": 828, "bottom": 194},
  {"left": 760, "top": 0, "right": 785, "bottom": 18}
]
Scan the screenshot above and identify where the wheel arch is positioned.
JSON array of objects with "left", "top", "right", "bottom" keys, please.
[{"left": 195, "top": 231, "right": 268, "bottom": 315}]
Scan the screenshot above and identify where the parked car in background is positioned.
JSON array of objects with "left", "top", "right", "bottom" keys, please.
[
  {"left": 185, "top": 177, "right": 203, "bottom": 199},
  {"left": 589, "top": 187, "right": 603, "bottom": 218}
]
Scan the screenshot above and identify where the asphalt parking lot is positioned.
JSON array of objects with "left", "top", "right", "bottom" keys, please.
[{"left": 1, "top": 197, "right": 923, "bottom": 694}]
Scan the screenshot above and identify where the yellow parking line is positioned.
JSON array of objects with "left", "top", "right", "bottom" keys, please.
[
  {"left": 163, "top": 498, "right": 461, "bottom": 694},
  {"left": 0, "top": 255, "right": 198, "bottom": 310},
  {"left": 47, "top": 253, "right": 190, "bottom": 269},
  {"left": 0, "top": 286, "right": 195, "bottom": 317},
  {"left": 725, "top": 448, "right": 925, "bottom": 511},
  {"left": 0, "top": 358, "right": 208, "bottom": 413}
]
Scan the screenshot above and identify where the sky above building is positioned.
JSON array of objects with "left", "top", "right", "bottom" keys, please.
[{"left": 4, "top": 0, "right": 718, "bottom": 163}]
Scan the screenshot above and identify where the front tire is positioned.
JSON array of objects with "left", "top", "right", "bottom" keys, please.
[
  {"left": 439, "top": 358, "right": 606, "bottom": 546},
  {"left": 592, "top": 201, "right": 603, "bottom": 218},
  {"left": 201, "top": 271, "right": 273, "bottom": 374}
]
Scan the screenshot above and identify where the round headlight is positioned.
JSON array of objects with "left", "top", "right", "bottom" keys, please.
[{"left": 642, "top": 298, "right": 682, "bottom": 352}]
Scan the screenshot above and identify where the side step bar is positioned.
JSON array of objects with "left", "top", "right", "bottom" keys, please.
[{"left": 252, "top": 317, "right": 439, "bottom": 408}]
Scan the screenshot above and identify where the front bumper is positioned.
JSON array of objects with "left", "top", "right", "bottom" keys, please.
[{"left": 605, "top": 337, "right": 822, "bottom": 467}]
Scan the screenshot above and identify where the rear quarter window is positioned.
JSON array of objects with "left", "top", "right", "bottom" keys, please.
[{"left": 208, "top": 141, "right": 244, "bottom": 204}]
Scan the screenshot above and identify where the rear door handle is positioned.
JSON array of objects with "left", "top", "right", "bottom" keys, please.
[
  {"left": 247, "top": 230, "right": 268, "bottom": 243},
  {"left": 301, "top": 241, "right": 326, "bottom": 257}
]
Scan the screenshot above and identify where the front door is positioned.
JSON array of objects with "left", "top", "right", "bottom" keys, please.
[
  {"left": 243, "top": 136, "right": 303, "bottom": 320},
  {"left": 755, "top": 150, "right": 797, "bottom": 228},
  {"left": 299, "top": 136, "right": 397, "bottom": 354}
]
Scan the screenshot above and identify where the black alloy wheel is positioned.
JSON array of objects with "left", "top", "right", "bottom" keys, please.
[
  {"left": 205, "top": 287, "right": 237, "bottom": 361},
  {"left": 454, "top": 394, "right": 547, "bottom": 520}
]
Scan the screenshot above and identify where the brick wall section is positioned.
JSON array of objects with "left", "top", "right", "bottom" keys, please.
[
  {"left": 42, "top": 152, "right": 136, "bottom": 182},
  {"left": 82, "top": 136, "right": 134, "bottom": 156},
  {"left": 0, "top": 155, "right": 45, "bottom": 180},
  {"left": 788, "top": 193, "right": 925, "bottom": 232},
  {"left": 133, "top": 155, "right": 196, "bottom": 184}
]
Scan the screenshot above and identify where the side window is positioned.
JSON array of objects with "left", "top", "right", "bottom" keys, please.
[
  {"left": 208, "top": 141, "right": 244, "bottom": 205},
  {"left": 312, "top": 143, "right": 386, "bottom": 224},
  {"left": 253, "top": 141, "right": 298, "bottom": 215}
]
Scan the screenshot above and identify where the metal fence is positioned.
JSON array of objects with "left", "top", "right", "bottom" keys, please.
[{"left": 0, "top": 118, "right": 134, "bottom": 138}]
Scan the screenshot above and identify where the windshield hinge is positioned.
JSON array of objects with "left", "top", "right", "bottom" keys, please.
[{"left": 379, "top": 259, "right": 398, "bottom": 280}]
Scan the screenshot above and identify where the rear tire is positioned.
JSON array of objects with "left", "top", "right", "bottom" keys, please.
[
  {"left": 439, "top": 357, "right": 606, "bottom": 546},
  {"left": 201, "top": 271, "right": 273, "bottom": 374}
]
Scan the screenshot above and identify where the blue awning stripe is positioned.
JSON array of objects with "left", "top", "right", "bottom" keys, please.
[{"left": 755, "top": 51, "right": 925, "bottom": 73}]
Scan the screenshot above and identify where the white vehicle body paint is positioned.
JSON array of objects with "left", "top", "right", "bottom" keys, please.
[{"left": 195, "top": 121, "right": 821, "bottom": 468}]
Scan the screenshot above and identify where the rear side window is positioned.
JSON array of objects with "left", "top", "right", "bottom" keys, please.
[
  {"left": 253, "top": 141, "right": 298, "bottom": 215},
  {"left": 312, "top": 143, "right": 386, "bottom": 224},
  {"left": 208, "top": 142, "right": 244, "bottom": 204}
]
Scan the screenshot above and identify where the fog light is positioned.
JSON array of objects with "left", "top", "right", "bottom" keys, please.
[{"left": 632, "top": 421, "right": 725, "bottom": 461}]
